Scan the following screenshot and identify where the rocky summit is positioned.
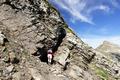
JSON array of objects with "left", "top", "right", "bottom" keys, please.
[{"left": 0, "top": 0, "right": 120, "bottom": 80}]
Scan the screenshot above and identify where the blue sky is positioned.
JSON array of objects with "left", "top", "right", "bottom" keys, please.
[{"left": 49, "top": 0, "right": 120, "bottom": 48}]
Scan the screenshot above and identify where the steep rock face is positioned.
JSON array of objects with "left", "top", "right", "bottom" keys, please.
[
  {"left": 0, "top": 0, "right": 63, "bottom": 54},
  {"left": 0, "top": 0, "right": 96, "bottom": 80}
]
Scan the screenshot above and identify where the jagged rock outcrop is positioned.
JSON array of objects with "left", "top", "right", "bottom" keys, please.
[{"left": 0, "top": 0, "right": 100, "bottom": 80}]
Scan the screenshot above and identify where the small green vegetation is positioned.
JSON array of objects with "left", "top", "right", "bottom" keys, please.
[
  {"left": 44, "top": 0, "right": 60, "bottom": 15},
  {"left": 45, "top": 0, "right": 75, "bottom": 34},
  {"left": 96, "top": 67, "right": 108, "bottom": 80},
  {"left": 89, "top": 64, "right": 109, "bottom": 80},
  {"left": 66, "top": 28, "right": 74, "bottom": 33},
  {"left": 62, "top": 24, "right": 75, "bottom": 34}
]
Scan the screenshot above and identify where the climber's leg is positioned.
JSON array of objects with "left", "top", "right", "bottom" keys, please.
[{"left": 47, "top": 54, "right": 52, "bottom": 64}]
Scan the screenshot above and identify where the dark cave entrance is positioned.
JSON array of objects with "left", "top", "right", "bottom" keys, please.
[{"left": 34, "top": 27, "right": 66, "bottom": 63}]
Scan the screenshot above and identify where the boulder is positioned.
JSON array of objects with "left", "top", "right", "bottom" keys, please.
[
  {"left": 5, "top": 65, "right": 14, "bottom": 74},
  {"left": 12, "top": 72, "right": 21, "bottom": 80},
  {"left": 29, "top": 68, "right": 45, "bottom": 80},
  {"left": 9, "top": 52, "right": 19, "bottom": 64},
  {"left": 3, "top": 65, "right": 14, "bottom": 77},
  {"left": 54, "top": 46, "right": 70, "bottom": 66},
  {"left": 68, "top": 65, "right": 83, "bottom": 79}
]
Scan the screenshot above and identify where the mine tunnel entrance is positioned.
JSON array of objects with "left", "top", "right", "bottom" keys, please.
[{"left": 34, "top": 27, "right": 66, "bottom": 63}]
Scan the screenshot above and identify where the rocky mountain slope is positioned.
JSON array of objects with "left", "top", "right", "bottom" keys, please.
[
  {"left": 0, "top": 0, "right": 120, "bottom": 80},
  {"left": 0, "top": 0, "right": 97, "bottom": 80}
]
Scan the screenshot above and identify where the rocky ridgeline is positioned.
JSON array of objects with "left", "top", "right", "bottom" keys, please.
[{"left": 0, "top": 0, "right": 97, "bottom": 80}]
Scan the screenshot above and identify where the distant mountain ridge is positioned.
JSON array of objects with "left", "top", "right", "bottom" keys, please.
[
  {"left": 96, "top": 41, "right": 120, "bottom": 53},
  {"left": 96, "top": 41, "right": 120, "bottom": 62}
]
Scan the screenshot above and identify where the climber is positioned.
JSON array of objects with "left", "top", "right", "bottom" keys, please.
[{"left": 47, "top": 49, "right": 53, "bottom": 64}]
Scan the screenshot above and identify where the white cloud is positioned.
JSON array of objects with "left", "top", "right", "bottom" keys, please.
[
  {"left": 49, "top": 0, "right": 111, "bottom": 24},
  {"left": 87, "top": 5, "right": 110, "bottom": 14},
  {"left": 99, "top": 5, "right": 110, "bottom": 12},
  {"left": 82, "top": 36, "right": 120, "bottom": 48}
]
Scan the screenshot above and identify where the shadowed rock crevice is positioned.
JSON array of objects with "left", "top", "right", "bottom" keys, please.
[
  {"left": 2, "top": 0, "right": 21, "bottom": 10},
  {"left": 34, "top": 27, "right": 66, "bottom": 63},
  {"left": 111, "top": 53, "right": 120, "bottom": 61},
  {"left": 36, "top": 47, "right": 48, "bottom": 63},
  {"left": 52, "top": 27, "right": 66, "bottom": 52}
]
